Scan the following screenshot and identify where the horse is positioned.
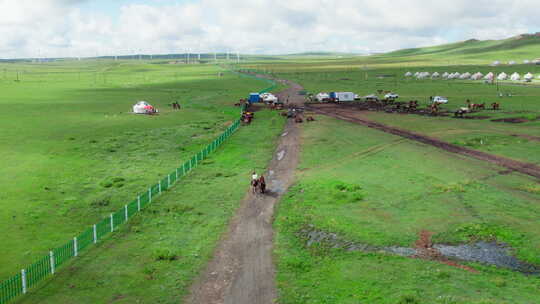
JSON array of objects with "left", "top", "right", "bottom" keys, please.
[
  {"left": 251, "top": 178, "right": 259, "bottom": 194},
  {"left": 295, "top": 116, "right": 303, "bottom": 123},
  {"left": 306, "top": 116, "right": 315, "bottom": 122},
  {"left": 491, "top": 102, "right": 500, "bottom": 110},
  {"left": 454, "top": 107, "right": 469, "bottom": 118},
  {"left": 258, "top": 176, "right": 266, "bottom": 194}
]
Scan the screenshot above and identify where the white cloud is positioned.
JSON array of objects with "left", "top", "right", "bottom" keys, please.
[{"left": 0, "top": 0, "right": 538, "bottom": 58}]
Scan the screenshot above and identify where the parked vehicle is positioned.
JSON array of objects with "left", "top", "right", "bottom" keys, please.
[
  {"left": 431, "top": 96, "right": 448, "bottom": 104},
  {"left": 384, "top": 92, "right": 399, "bottom": 99},
  {"left": 329, "top": 92, "right": 355, "bottom": 102}
]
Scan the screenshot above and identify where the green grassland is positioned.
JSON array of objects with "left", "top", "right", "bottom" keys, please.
[
  {"left": 275, "top": 115, "right": 540, "bottom": 304},
  {"left": 15, "top": 109, "right": 285, "bottom": 304},
  {"left": 0, "top": 60, "right": 269, "bottom": 280},
  {"left": 241, "top": 63, "right": 540, "bottom": 164}
]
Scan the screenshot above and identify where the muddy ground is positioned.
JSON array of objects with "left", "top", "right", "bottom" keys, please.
[{"left": 307, "top": 103, "right": 540, "bottom": 179}]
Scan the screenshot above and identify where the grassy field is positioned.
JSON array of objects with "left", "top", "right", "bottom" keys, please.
[
  {"left": 0, "top": 60, "right": 270, "bottom": 280},
  {"left": 14, "top": 109, "right": 285, "bottom": 303},
  {"left": 275, "top": 115, "right": 540, "bottom": 304},
  {"left": 241, "top": 63, "right": 540, "bottom": 164}
]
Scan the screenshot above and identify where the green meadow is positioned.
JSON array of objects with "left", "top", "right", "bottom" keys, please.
[
  {"left": 0, "top": 60, "right": 269, "bottom": 280},
  {"left": 275, "top": 115, "right": 540, "bottom": 304}
]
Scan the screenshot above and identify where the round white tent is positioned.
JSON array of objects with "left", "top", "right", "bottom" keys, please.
[
  {"left": 471, "top": 72, "right": 483, "bottom": 80},
  {"left": 431, "top": 72, "right": 440, "bottom": 78},
  {"left": 491, "top": 61, "right": 500, "bottom": 66},
  {"left": 133, "top": 101, "right": 154, "bottom": 114},
  {"left": 460, "top": 72, "right": 471, "bottom": 79},
  {"left": 524, "top": 59, "right": 531, "bottom": 64},
  {"left": 442, "top": 72, "right": 449, "bottom": 79},
  {"left": 508, "top": 61, "right": 516, "bottom": 65},
  {"left": 497, "top": 72, "right": 508, "bottom": 80},
  {"left": 484, "top": 72, "right": 494, "bottom": 80},
  {"left": 524, "top": 73, "right": 533, "bottom": 80},
  {"left": 404, "top": 72, "right": 413, "bottom": 77},
  {"left": 510, "top": 72, "right": 520, "bottom": 81}
]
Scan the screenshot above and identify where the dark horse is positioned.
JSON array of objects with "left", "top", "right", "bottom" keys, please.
[{"left": 258, "top": 176, "right": 266, "bottom": 194}]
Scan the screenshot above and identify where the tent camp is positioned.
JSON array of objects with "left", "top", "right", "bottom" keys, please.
[
  {"left": 431, "top": 72, "right": 440, "bottom": 78},
  {"left": 510, "top": 72, "right": 521, "bottom": 81},
  {"left": 459, "top": 72, "right": 471, "bottom": 79},
  {"left": 497, "top": 72, "right": 508, "bottom": 80},
  {"left": 484, "top": 72, "right": 494, "bottom": 80},
  {"left": 471, "top": 72, "right": 483, "bottom": 80},
  {"left": 133, "top": 101, "right": 156, "bottom": 114}
]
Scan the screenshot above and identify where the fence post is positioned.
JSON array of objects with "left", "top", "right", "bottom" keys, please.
[
  {"left": 168, "top": 175, "right": 171, "bottom": 187},
  {"left": 124, "top": 204, "right": 128, "bottom": 221},
  {"left": 73, "top": 237, "right": 78, "bottom": 257},
  {"left": 21, "top": 269, "right": 27, "bottom": 294},
  {"left": 49, "top": 251, "right": 55, "bottom": 274},
  {"left": 175, "top": 168, "right": 179, "bottom": 179},
  {"left": 149, "top": 188, "right": 152, "bottom": 203},
  {"left": 183, "top": 163, "right": 186, "bottom": 175},
  {"left": 158, "top": 181, "right": 162, "bottom": 193},
  {"left": 110, "top": 213, "right": 114, "bottom": 232},
  {"left": 137, "top": 196, "right": 141, "bottom": 212},
  {"left": 93, "top": 224, "right": 97, "bottom": 243}
]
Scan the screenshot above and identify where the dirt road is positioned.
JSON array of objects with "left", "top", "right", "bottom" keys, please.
[
  {"left": 308, "top": 103, "right": 540, "bottom": 179},
  {"left": 185, "top": 80, "right": 304, "bottom": 304}
]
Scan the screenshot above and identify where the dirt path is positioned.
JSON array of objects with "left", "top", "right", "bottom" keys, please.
[
  {"left": 185, "top": 80, "right": 304, "bottom": 304},
  {"left": 308, "top": 104, "right": 540, "bottom": 179}
]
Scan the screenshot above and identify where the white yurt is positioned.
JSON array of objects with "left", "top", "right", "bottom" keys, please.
[
  {"left": 414, "top": 72, "right": 420, "bottom": 77},
  {"left": 524, "top": 73, "right": 533, "bottom": 81},
  {"left": 524, "top": 59, "right": 531, "bottom": 64},
  {"left": 471, "top": 72, "right": 483, "bottom": 80},
  {"left": 510, "top": 72, "right": 521, "bottom": 81},
  {"left": 508, "top": 61, "right": 516, "bottom": 65},
  {"left": 431, "top": 72, "right": 440, "bottom": 78},
  {"left": 404, "top": 71, "right": 413, "bottom": 77},
  {"left": 133, "top": 101, "right": 154, "bottom": 114},
  {"left": 460, "top": 72, "right": 471, "bottom": 79},
  {"left": 442, "top": 72, "right": 449, "bottom": 78},
  {"left": 484, "top": 72, "right": 494, "bottom": 80},
  {"left": 491, "top": 61, "right": 500, "bottom": 66},
  {"left": 497, "top": 72, "right": 508, "bottom": 80}
]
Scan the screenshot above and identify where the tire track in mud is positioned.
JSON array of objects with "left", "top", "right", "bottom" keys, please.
[{"left": 308, "top": 104, "right": 540, "bottom": 179}]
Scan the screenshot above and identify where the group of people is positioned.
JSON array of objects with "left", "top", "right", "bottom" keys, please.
[{"left": 251, "top": 171, "right": 266, "bottom": 194}]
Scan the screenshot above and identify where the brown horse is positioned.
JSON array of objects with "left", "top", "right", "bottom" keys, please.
[{"left": 258, "top": 176, "right": 266, "bottom": 194}]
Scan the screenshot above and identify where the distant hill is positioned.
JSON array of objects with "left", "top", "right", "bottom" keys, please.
[{"left": 380, "top": 33, "right": 540, "bottom": 63}]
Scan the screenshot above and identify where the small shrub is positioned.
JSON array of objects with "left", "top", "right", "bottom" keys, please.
[
  {"left": 91, "top": 197, "right": 111, "bottom": 207},
  {"left": 152, "top": 248, "right": 179, "bottom": 261},
  {"left": 398, "top": 294, "right": 421, "bottom": 304},
  {"left": 492, "top": 277, "right": 507, "bottom": 287}
]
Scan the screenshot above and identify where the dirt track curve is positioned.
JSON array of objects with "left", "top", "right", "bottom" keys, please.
[
  {"left": 185, "top": 79, "right": 304, "bottom": 304},
  {"left": 308, "top": 104, "right": 540, "bottom": 180}
]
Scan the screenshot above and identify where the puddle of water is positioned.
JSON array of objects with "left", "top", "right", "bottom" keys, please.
[
  {"left": 301, "top": 228, "right": 539, "bottom": 274},
  {"left": 277, "top": 150, "right": 285, "bottom": 161}
]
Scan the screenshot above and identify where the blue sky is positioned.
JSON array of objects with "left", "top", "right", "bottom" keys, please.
[{"left": 0, "top": 0, "right": 538, "bottom": 58}]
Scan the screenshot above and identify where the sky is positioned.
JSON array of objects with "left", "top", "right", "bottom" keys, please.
[{"left": 0, "top": 0, "right": 538, "bottom": 58}]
